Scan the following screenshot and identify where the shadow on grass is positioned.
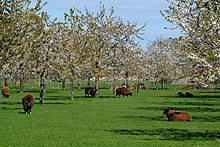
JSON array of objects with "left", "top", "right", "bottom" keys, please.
[
  {"left": 163, "top": 101, "right": 220, "bottom": 107},
  {"left": 36, "top": 95, "right": 115, "bottom": 100},
  {"left": 162, "top": 95, "right": 220, "bottom": 99},
  {"left": 194, "top": 95, "right": 220, "bottom": 99},
  {"left": 136, "top": 106, "right": 220, "bottom": 122},
  {"left": 0, "top": 106, "right": 23, "bottom": 111},
  {"left": 0, "top": 101, "right": 22, "bottom": 105},
  {"left": 74, "top": 95, "right": 115, "bottom": 99},
  {"left": 138, "top": 106, "right": 220, "bottom": 113},
  {"left": 0, "top": 98, "right": 72, "bottom": 108},
  {"left": 123, "top": 112, "right": 220, "bottom": 122},
  {"left": 198, "top": 91, "right": 220, "bottom": 94},
  {"left": 123, "top": 114, "right": 220, "bottom": 122},
  {"left": 42, "top": 96, "right": 73, "bottom": 100},
  {"left": 23, "top": 89, "right": 63, "bottom": 93},
  {"left": 193, "top": 115, "right": 220, "bottom": 122},
  {"left": 111, "top": 128, "right": 220, "bottom": 141},
  {"left": 123, "top": 115, "right": 165, "bottom": 121}
]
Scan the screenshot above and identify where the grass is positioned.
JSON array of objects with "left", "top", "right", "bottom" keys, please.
[{"left": 0, "top": 84, "right": 220, "bottom": 147}]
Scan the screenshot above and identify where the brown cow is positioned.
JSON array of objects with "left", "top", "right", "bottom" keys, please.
[
  {"left": 163, "top": 108, "right": 192, "bottom": 122},
  {"left": 2, "top": 85, "right": 10, "bottom": 98},
  {"left": 85, "top": 87, "right": 96, "bottom": 97},
  {"left": 116, "top": 87, "right": 132, "bottom": 97},
  {"left": 22, "top": 94, "right": 35, "bottom": 114}
]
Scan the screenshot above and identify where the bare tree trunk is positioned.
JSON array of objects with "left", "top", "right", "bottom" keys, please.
[
  {"left": 39, "top": 68, "right": 46, "bottom": 105},
  {"left": 39, "top": 79, "right": 46, "bottom": 105},
  {"left": 87, "top": 77, "right": 91, "bottom": 87},
  {"left": 113, "top": 78, "right": 117, "bottom": 95},
  {"left": 77, "top": 77, "right": 81, "bottom": 90},
  {"left": 62, "top": 79, "right": 66, "bottom": 90},
  {"left": 156, "top": 80, "right": 159, "bottom": 90},
  {"left": 70, "top": 78, "right": 74, "bottom": 100},
  {"left": 161, "top": 79, "right": 165, "bottom": 90},
  {"left": 137, "top": 78, "right": 140, "bottom": 93},
  {"left": 125, "top": 71, "right": 129, "bottom": 88},
  {"left": 4, "top": 78, "right": 7, "bottom": 86},
  {"left": 20, "top": 76, "right": 24, "bottom": 93},
  {"left": 95, "top": 76, "right": 99, "bottom": 98}
]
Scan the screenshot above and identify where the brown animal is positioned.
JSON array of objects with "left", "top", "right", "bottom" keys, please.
[
  {"left": 163, "top": 108, "right": 192, "bottom": 122},
  {"left": 2, "top": 85, "right": 10, "bottom": 98},
  {"left": 116, "top": 87, "right": 132, "bottom": 97},
  {"left": 85, "top": 87, "right": 96, "bottom": 97},
  {"left": 22, "top": 94, "right": 35, "bottom": 114}
]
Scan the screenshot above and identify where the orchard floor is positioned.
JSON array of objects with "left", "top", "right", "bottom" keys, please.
[{"left": 0, "top": 87, "right": 220, "bottom": 147}]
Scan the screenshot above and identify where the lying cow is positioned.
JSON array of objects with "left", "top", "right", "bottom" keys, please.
[
  {"left": 177, "top": 92, "right": 194, "bottom": 98},
  {"left": 185, "top": 92, "right": 194, "bottom": 97},
  {"left": 116, "top": 87, "right": 132, "bottom": 97},
  {"left": 177, "top": 92, "right": 185, "bottom": 97},
  {"left": 163, "top": 108, "right": 192, "bottom": 122},
  {"left": 85, "top": 87, "right": 96, "bottom": 97}
]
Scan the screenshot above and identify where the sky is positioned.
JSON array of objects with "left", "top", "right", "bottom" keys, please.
[{"left": 37, "top": 0, "right": 183, "bottom": 48}]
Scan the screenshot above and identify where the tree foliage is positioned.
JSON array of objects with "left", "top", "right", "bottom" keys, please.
[{"left": 161, "top": 0, "right": 220, "bottom": 86}]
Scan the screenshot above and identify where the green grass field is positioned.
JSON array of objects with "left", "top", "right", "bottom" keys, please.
[{"left": 0, "top": 84, "right": 220, "bottom": 147}]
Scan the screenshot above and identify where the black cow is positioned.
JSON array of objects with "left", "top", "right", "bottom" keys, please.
[{"left": 85, "top": 87, "right": 96, "bottom": 97}]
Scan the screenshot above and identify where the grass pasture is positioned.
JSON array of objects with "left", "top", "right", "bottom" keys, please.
[{"left": 0, "top": 85, "right": 220, "bottom": 147}]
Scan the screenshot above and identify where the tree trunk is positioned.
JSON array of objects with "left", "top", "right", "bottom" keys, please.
[
  {"left": 161, "top": 79, "right": 165, "bottom": 90},
  {"left": 95, "top": 76, "right": 99, "bottom": 98},
  {"left": 70, "top": 78, "right": 74, "bottom": 100},
  {"left": 39, "top": 79, "right": 46, "bottom": 105},
  {"left": 77, "top": 77, "right": 81, "bottom": 90},
  {"left": 155, "top": 79, "right": 159, "bottom": 90},
  {"left": 113, "top": 78, "right": 117, "bottom": 95},
  {"left": 87, "top": 77, "right": 91, "bottom": 87},
  {"left": 20, "top": 76, "right": 24, "bottom": 93},
  {"left": 125, "top": 71, "right": 129, "bottom": 88},
  {"left": 4, "top": 78, "right": 7, "bottom": 86},
  {"left": 62, "top": 79, "right": 66, "bottom": 90},
  {"left": 137, "top": 78, "right": 140, "bottom": 93}
]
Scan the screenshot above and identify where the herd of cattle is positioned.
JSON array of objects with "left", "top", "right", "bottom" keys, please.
[{"left": 2, "top": 84, "right": 193, "bottom": 121}]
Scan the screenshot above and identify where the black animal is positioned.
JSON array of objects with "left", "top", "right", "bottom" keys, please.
[
  {"left": 22, "top": 94, "right": 35, "bottom": 114},
  {"left": 177, "top": 92, "right": 185, "bottom": 97},
  {"left": 185, "top": 92, "right": 194, "bottom": 97},
  {"left": 85, "top": 87, "right": 96, "bottom": 97},
  {"left": 177, "top": 92, "right": 194, "bottom": 98}
]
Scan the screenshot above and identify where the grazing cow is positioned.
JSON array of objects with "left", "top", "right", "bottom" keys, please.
[
  {"left": 2, "top": 85, "right": 10, "bottom": 98},
  {"left": 116, "top": 87, "right": 132, "bottom": 97},
  {"left": 185, "top": 92, "right": 194, "bottom": 98},
  {"left": 163, "top": 108, "right": 192, "bottom": 122},
  {"left": 85, "top": 87, "right": 96, "bottom": 97},
  {"left": 22, "top": 94, "right": 35, "bottom": 114}
]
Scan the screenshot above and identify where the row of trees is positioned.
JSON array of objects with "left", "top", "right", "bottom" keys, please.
[{"left": 1, "top": 0, "right": 219, "bottom": 102}]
